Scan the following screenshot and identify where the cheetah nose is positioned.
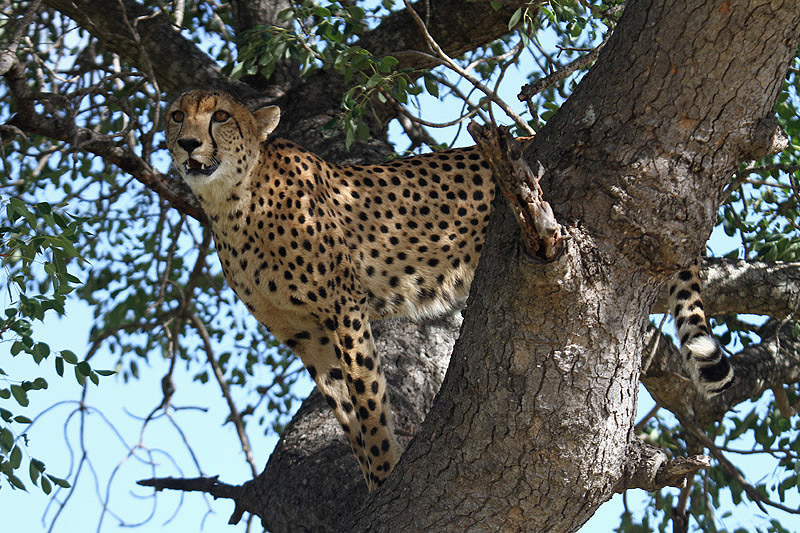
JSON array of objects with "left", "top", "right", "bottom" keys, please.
[{"left": 177, "top": 138, "right": 202, "bottom": 154}]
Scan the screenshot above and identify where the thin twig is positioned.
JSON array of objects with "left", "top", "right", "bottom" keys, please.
[
  {"left": 402, "top": 0, "right": 533, "bottom": 135},
  {"left": 684, "top": 419, "right": 800, "bottom": 515},
  {"left": 634, "top": 404, "right": 660, "bottom": 433},
  {"left": 518, "top": 36, "right": 608, "bottom": 102},
  {"left": 187, "top": 311, "right": 258, "bottom": 478}
]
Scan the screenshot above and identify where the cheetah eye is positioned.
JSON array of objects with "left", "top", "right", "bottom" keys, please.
[
  {"left": 171, "top": 110, "right": 185, "bottom": 122},
  {"left": 212, "top": 110, "right": 231, "bottom": 123}
]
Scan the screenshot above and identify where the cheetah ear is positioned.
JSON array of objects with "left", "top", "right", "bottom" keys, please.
[{"left": 254, "top": 105, "right": 281, "bottom": 141}]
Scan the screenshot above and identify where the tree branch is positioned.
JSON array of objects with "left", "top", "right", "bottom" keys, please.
[
  {"left": 136, "top": 476, "right": 246, "bottom": 522},
  {"left": 652, "top": 258, "right": 800, "bottom": 319},
  {"left": 683, "top": 418, "right": 800, "bottom": 515},
  {"left": 645, "top": 257, "right": 800, "bottom": 424},
  {"left": 42, "top": 0, "right": 248, "bottom": 97},
  {"left": 468, "top": 121, "right": 564, "bottom": 259},
  {"left": 517, "top": 36, "right": 608, "bottom": 102},
  {"left": 208, "top": 316, "right": 458, "bottom": 531},
  {"left": 701, "top": 257, "right": 800, "bottom": 318},
  {"left": 187, "top": 311, "right": 258, "bottom": 478},
  {"left": 357, "top": 0, "right": 531, "bottom": 70},
  {"left": 618, "top": 438, "right": 710, "bottom": 492},
  {"left": 643, "top": 318, "right": 800, "bottom": 426},
  {"left": 1, "top": 42, "right": 206, "bottom": 222}
]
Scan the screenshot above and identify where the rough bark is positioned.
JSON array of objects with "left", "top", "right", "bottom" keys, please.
[
  {"left": 652, "top": 258, "right": 800, "bottom": 318},
  {"left": 698, "top": 257, "right": 800, "bottom": 318},
  {"left": 228, "top": 0, "right": 283, "bottom": 36}
]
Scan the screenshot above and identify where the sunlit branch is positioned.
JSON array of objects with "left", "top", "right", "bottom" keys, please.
[
  {"left": 395, "top": 112, "right": 439, "bottom": 151},
  {"left": 464, "top": 39, "right": 524, "bottom": 73},
  {"left": 382, "top": 86, "right": 483, "bottom": 129}
]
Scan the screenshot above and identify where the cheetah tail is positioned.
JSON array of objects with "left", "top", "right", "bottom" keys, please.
[{"left": 667, "top": 261, "right": 734, "bottom": 397}]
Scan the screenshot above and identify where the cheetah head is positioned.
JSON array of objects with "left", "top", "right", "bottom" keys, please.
[{"left": 165, "top": 90, "right": 280, "bottom": 190}]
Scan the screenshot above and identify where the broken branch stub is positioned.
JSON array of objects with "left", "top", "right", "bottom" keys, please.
[{"left": 468, "top": 122, "right": 565, "bottom": 261}]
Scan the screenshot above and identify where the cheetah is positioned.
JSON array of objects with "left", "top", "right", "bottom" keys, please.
[{"left": 165, "top": 90, "right": 733, "bottom": 491}]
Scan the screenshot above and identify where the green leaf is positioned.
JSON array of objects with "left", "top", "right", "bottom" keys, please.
[
  {"left": 10, "top": 341, "right": 25, "bottom": 356},
  {"left": 277, "top": 7, "right": 294, "bottom": 23},
  {"left": 32, "top": 342, "right": 50, "bottom": 363},
  {"left": 29, "top": 458, "right": 45, "bottom": 484},
  {"left": 10, "top": 385, "right": 29, "bottom": 407},
  {"left": 74, "top": 365, "right": 86, "bottom": 386},
  {"left": 356, "top": 120, "right": 370, "bottom": 142},
  {"left": 346, "top": 5, "right": 365, "bottom": 20},
  {"left": 423, "top": 73, "right": 439, "bottom": 98},
  {"left": 344, "top": 120, "right": 356, "bottom": 149},
  {"left": 508, "top": 8, "right": 523, "bottom": 29},
  {"left": 10, "top": 445, "right": 22, "bottom": 469},
  {"left": 7, "top": 472, "right": 26, "bottom": 490},
  {"left": 229, "top": 61, "right": 244, "bottom": 80},
  {"left": 541, "top": 6, "right": 556, "bottom": 23},
  {"left": 76, "top": 361, "right": 91, "bottom": 377},
  {"left": 47, "top": 474, "right": 70, "bottom": 488},
  {"left": 0, "top": 428, "right": 13, "bottom": 452},
  {"left": 365, "top": 72, "right": 383, "bottom": 89},
  {"left": 41, "top": 475, "right": 52, "bottom": 494},
  {"left": 60, "top": 350, "right": 78, "bottom": 364},
  {"left": 378, "top": 56, "right": 398, "bottom": 74}
]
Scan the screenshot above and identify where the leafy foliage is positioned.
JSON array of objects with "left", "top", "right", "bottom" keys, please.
[
  {"left": 0, "top": 198, "right": 90, "bottom": 492},
  {"left": 227, "top": 1, "right": 428, "bottom": 147}
]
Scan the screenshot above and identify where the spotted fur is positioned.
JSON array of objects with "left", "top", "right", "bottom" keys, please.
[
  {"left": 165, "top": 90, "right": 732, "bottom": 490},
  {"left": 667, "top": 259, "right": 734, "bottom": 395}
]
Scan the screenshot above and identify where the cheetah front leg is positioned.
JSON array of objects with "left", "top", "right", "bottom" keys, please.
[
  {"left": 289, "top": 310, "right": 401, "bottom": 490},
  {"left": 318, "top": 301, "right": 401, "bottom": 491},
  {"left": 285, "top": 326, "right": 372, "bottom": 478}
]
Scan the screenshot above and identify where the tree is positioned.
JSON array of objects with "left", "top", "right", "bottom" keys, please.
[{"left": 2, "top": 0, "right": 800, "bottom": 531}]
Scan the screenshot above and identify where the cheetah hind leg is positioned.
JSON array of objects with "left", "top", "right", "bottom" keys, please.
[{"left": 667, "top": 259, "right": 734, "bottom": 396}]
